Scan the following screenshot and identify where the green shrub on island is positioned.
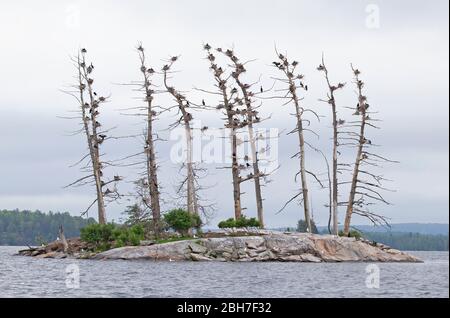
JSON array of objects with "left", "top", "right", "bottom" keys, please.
[
  {"left": 80, "top": 223, "right": 145, "bottom": 251},
  {"left": 218, "top": 215, "right": 261, "bottom": 229},
  {"left": 218, "top": 218, "right": 235, "bottom": 229},
  {"left": 80, "top": 223, "right": 115, "bottom": 245},
  {"left": 163, "top": 209, "right": 202, "bottom": 236},
  {"left": 339, "top": 229, "right": 363, "bottom": 240},
  {"left": 112, "top": 224, "right": 145, "bottom": 247}
]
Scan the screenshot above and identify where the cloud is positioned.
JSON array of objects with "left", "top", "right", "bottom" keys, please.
[{"left": 0, "top": 0, "right": 448, "bottom": 227}]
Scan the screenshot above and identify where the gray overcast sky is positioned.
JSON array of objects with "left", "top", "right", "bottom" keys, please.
[{"left": 0, "top": 0, "right": 448, "bottom": 228}]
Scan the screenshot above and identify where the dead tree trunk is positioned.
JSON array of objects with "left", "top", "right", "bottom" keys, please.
[
  {"left": 58, "top": 225, "right": 69, "bottom": 253},
  {"left": 63, "top": 49, "right": 122, "bottom": 223},
  {"left": 273, "top": 53, "right": 314, "bottom": 233},
  {"left": 162, "top": 57, "right": 198, "bottom": 215},
  {"left": 295, "top": 101, "right": 312, "bottom": 233},
  {"left": 342, "top": 66, "right": 397, "bottom": 235},
  {"left": 137, "top": 46, "right": 162, "bottom": 233},
  {"left": 343, "top": 68, "right": 368, "bottom": 235},
  {"left": 76, "top": 50, "right": 107, "bottom": 224},
  {"left": 317, "top": 58, "right": 346, "bottom": 235},
  {"left": 63, "top": 50, "right": 122, "bottom": 223},
  {"left": 186, "top": 129, "right": 197, "bottom": 215},
  {"left": 225, "top": 89, "right": 242, "bottom": 220},
  {"left": 222, "top": 49, "right": 266, "bottom": 228},
  {"left": 204, "top": 45, "right": 243, "bottom": 219}
]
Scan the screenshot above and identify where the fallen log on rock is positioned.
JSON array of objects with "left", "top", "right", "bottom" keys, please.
[{"left": 18, "top": 237, "right": 93, "bottom": 258}]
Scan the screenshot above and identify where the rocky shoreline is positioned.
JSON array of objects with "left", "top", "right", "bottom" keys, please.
[
  {"left": 18, "top": 237, "right": 96, "bottom": 259},
  {"left": 18, "top": 231, "right": 422, "bottom": 263}
]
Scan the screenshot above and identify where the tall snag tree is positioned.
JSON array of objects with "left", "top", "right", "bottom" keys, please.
[
  {"left": 118, "top": 45, "right": 169, "bottom": 236},
  {"left": 272, "top": 52, "right": 321, "bottom": 233},
  {"left": 317, "top": 57, "right": 346, "bottom": 235},
  {"left": 135, "top": 45, "right": 162, "bottom": 233},
  {"left": 342, "top": 66, "right": 397, "bottom": 235},
  {"left": 63, "top": 48, "right": 121, "bottom": 224},
  {"left": 162, "top": 56, "right": 200, "bottom": 216},
  {"left": 220, "top": 48, "right": 269, "bottom": 228},
  {"left": 203, "top": 44, "right": 260, "bottom": 220}
]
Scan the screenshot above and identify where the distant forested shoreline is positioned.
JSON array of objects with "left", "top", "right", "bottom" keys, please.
[
  {"left": 0, "top": 209, "right": 448, "bottom": 251},
  {"left": 0, "top": 209, "right": 95, "bottom": 246},
  {"left": 363, "top": 232, "right": 448, "bottom": 252}
]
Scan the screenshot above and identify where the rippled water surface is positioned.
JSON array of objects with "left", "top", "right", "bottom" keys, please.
[{"left": 0, "top": 247, "right": 448, "bottom": 298}]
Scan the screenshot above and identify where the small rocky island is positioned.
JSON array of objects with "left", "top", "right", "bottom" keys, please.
[{"left": 18, "top": 231, "right": 421, "bottom": 263}]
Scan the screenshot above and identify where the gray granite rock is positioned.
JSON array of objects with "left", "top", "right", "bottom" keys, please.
[{"left": 93, "top": 232, "right": 422, "bottom": 263}]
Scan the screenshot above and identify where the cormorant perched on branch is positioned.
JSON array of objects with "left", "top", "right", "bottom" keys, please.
[{"left": 98, "top": 135, "right": 106, "bottom": 144}]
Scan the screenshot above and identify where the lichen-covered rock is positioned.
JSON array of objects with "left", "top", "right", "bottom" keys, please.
[
  {"left": 139, "top": 240, "right": 156, "bottom": 246},
  {"left": 189, "top": 243, "right": 208, "bottom": 254},
  {"left": 93, "top": 232, "right": 422, "bottom": 263},
  {"left": 93, "top": 240, "right": 192, "bottom": 261},
  {"left": 190, "top": 253, "right": 212, "bottom": 261}
]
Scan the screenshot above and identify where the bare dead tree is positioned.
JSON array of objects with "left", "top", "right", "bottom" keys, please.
[
  {"left": 220, "top": 48, "right": 268, "bottom": 228},
  {"left": 162, "top": 56, "right": 204, "bottom": 216},
  {"left": 272, "top": 51, "right": 321, "bottom": 233},
  {"left": 202, "top": 44, "right": 245, "bottom": 219},
  {"left": 112, "top": 44, "right": 165, "bottom": 236},
  {"left": 136, "top": 45, "right": 163, "bottom": 232},
  {"left": 342, "top": 65, "right": 398, "bottom": 235},
  {"left": 62, "top": 48, "right": 121, "bottom": 224},
  {"left": 317, "top": 56, "right": 346, "bottom": 235},
  {"left": 58, "top": 225, "right": 69, "bottom": 253}
]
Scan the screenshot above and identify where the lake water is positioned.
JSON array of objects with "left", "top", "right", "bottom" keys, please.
[{"left": 0, "top": 247, "right": 448, "bottom": 298}]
